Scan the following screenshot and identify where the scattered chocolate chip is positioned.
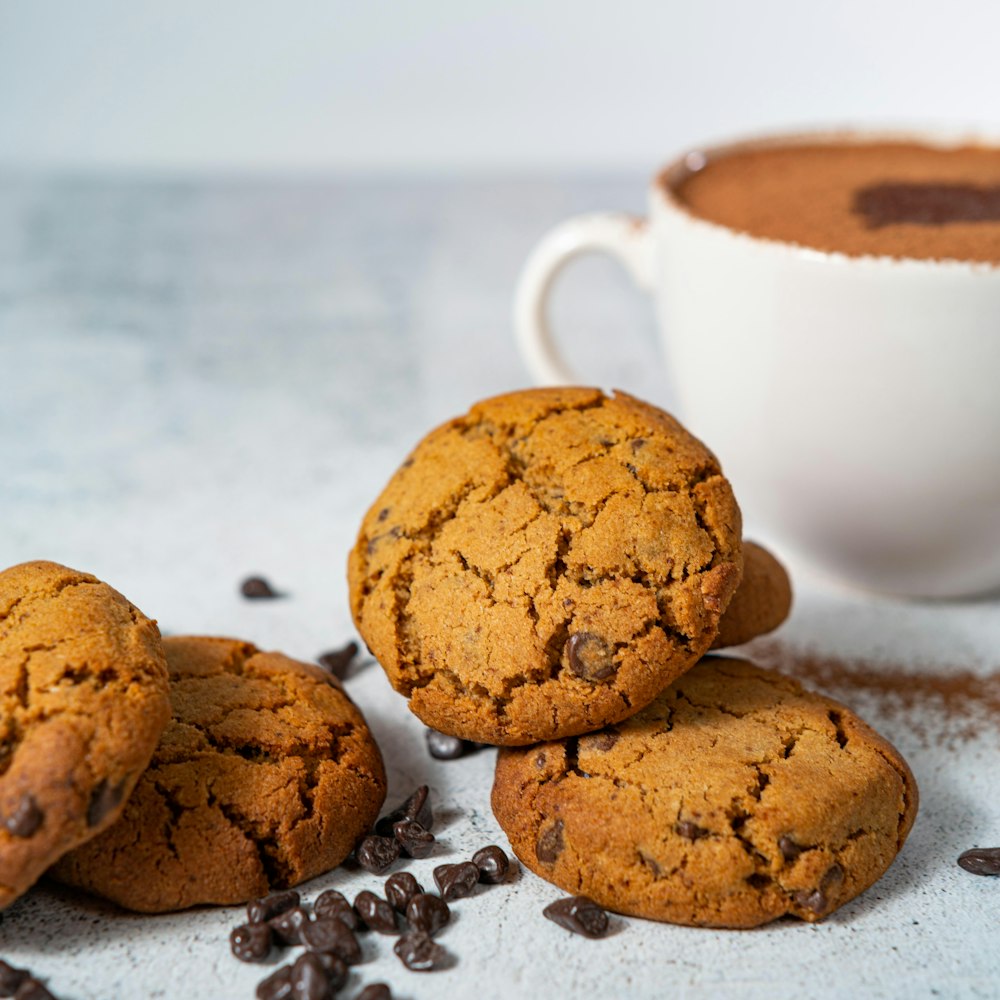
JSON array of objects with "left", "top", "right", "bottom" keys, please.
[
  {"left": 312, "top": 953, "right": 348, "bottom": 992},
  {"left": 316, "top": 641, "right": 360, "bottom": 680},
  {"left": 314, "top": 889, "right": 360, "bottom": 931},
  {"left": 0, "top": 962, "right": 28, "bottom": 994},
  {"left": 393, "top": 819, "right": 435, "bottom": 858},
  {"left": 376, "top": 785, "right": 433, "bottom": 836},
  {"left": 356, "top": 985, "right": 392, "bottom": 1000},
  {"left": 566, "top": 633, "right": 617, "bottom": 682},
  {"left": 355, "top": 834, "right": 400, "bottom": 874},
  {"left": 86, "top": 778, "right": 126, "bottom": 827},
  {"left": 301, "top": 917, "right": 362, "bottom": 965},
  {"left": 354, "top": 891, "right": 397, "bottom": 934},
  {"left": 433, "top": 861, "right": 479, "bottom": 901},
  {"left": 957, "top": 847, "right": 1000, "bottom": 876},
  {"left": 373, "top": 816, "right": 396, "bottom": 838},
  {"left": 385, "top": 871, "right": 424, "bottom": 913},
  {"left": 675, "top": 820, "right": 708, "bottom": 841},
  {"left": 778, "top": 836, "right": 804, "bottom": 862},
  {"left": 291, "top": 952, "right": 340, "bottom": 1000},
  {"left": 425, "top": 729, "right": 466, "bottom": 760},
  {"left": 269, "top": 906, "right": 311, "bottom": 946},
  {"left": 312, "top": 889, "right": 346, "bottom": 914},
  {"left": 542, "top": 895, "right": 610, "bottom": 938},
  {"left": 241, "top": 576, "right": 282, "bottom": 599},
  {"left": 536, "top": 820, "right": 564, "bottom": 863},
  {"left": 402, "top": 785, "right": 434, "bottom": 829},
  {"left": 3, "top": 794, "right": 43, "bottom": 838},
  {"left": 424, "top": 729, "right": 489, "bottom": 760},
  {"left": 230, "top": 922, "right": 273, "bottom": 962},
  {"left": 394, "top": 930, "right": 446, "bottom": 972},
  {"left": 256, "top": 964, "right": 293, "bottom": 1000},
  {"left": 405, "top": 893, "right": 450, "bottom": 936},
  {"left": 248, "top": 890, "right": 301, "bottom": 924},
  {"left": 472, "top": 845, "right": 510, "bottom": 884}
]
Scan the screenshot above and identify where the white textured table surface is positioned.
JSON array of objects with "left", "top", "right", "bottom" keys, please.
[{"left": 0, "top": 174, "right": 998, "bottom": 1000}]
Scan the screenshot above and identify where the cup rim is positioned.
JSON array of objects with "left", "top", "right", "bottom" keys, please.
[{"left": 653, "top": 126, "right": 1000, "bottom": 273}]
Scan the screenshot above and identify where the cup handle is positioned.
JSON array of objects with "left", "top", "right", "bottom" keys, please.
[{"left": 513, "top": 212, "right": 656, "bottom": 384}]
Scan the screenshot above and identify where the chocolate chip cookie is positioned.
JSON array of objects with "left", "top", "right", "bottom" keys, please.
[
  {"left": 711, "top": 541, "right": 792, "bottom": 649},
  {"left": 50, "top": 636, "right": 387, "bottom": 912},
  {"left": 349, "top": 387, "right": 742, "bottom": 745},
  {"left": 492, "top": 656, "right": 917, "bottom": 927},
  {"left": 0, "top": 560, "right": 170, "bottom": 909}
]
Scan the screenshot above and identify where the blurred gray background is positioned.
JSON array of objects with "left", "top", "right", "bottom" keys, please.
[{"left": 2, "top": 0, "right": 998, "bottom": 172}]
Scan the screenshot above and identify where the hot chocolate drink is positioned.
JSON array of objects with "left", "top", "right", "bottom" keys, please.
[{"left": 672, "top": 138, "right": 1000, "bottom": 264}]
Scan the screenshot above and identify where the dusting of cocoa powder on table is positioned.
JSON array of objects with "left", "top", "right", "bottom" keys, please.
[{"left": 746, "top": 639, "right": 1000, "bottom": 748}]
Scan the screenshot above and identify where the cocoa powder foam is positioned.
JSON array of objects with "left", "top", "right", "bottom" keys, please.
[{"left": 672, "top": 138, "right": 1000, "bottom": 264}]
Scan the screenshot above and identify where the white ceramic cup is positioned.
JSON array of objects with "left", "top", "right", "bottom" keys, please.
[{"left": 514, "top": 131, "right": 1000, "bottom": 598}]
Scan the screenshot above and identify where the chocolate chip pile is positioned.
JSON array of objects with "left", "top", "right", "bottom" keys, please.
[
  {"left": 356, "top": 785, "right": 435, "bottom": 873},
  {"left": 229, "top": 786, "right": 512, "bottom": 997},
  {"left": 309, "top": 641, "right": 611, "bottom": 945},
  {"left": 0, "top": 961, "right": 59, "bottom": 1000},
  {"left": 310, "top": 650, "right": 613, "bottom": 946}
]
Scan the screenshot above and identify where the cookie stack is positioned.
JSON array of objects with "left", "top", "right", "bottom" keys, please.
[
  {"left": 0, "top": 563, "right": 387, "bottom": 914},
  {"left": 349, "top": 387, "right": 918, "bottom": 928}
]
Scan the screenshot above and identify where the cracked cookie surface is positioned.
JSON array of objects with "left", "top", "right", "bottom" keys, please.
[
  {"left": 711, "top": 541, "right": 792, "bottom": 649},
  {"left": 492, "top": 656, "right": 918, "bottom": 927},
  {"left": 50, "top": 636, "right": 387, "bottom": 913},
  {"left": 348, "top": 387, "right": 742, "bottom": 745},
  {"left": 0, "top": 560, "right": 170, "bottom": 909}
]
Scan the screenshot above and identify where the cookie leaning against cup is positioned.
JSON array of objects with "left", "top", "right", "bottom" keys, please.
[
  {"left": 492, "top": 656, "right": 918, "bottom": 928},
  {"left": 0, "top": 560, "right": 170, "bottom": 909},
  {"left": 50, "top": 636, "right": 387, "bottom": 912},
  {"left": 349, "top": 387, "right": 743, "bottom": 746}
]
